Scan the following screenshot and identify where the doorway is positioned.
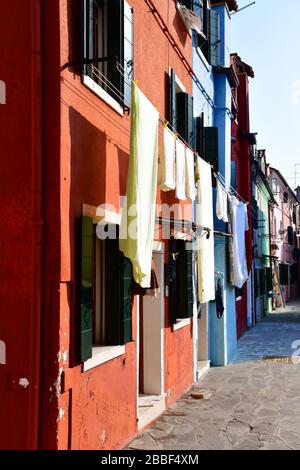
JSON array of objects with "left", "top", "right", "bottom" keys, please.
[
  {"left": 197, "top": 303, "right": 210, "bottom": 381},
  {"left": 137, "top": 245, "right": 165, "bottom": 430}
]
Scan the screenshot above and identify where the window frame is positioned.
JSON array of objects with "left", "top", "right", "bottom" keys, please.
[{"left": 82, "top": 0, "right": 134, "bottom": 114}]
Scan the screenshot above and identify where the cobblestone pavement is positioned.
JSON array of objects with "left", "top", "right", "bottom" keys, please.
[{"left": 128, "top": 302, "right": 300, "bottom": 450}]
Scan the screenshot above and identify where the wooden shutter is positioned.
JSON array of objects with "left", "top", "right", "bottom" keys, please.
[
  {"left": 174, "top": 240, "right": 194, "bottom": 321},
  {"left": 107, "top": 0, "right": 123, "bottom": 102},
  {"left": 253, "top": 200, "right": 259, "bottom": 229},
  {"left": 79, "top": 216, "right": 94, "bottom": 362},
  {"left": 123, "top": 1, "right": 134, "bottom": 108},
  {"left": 169, "top": 239, "right": 178, "bottom": 324},
  {"left": 231, "top": 161, "right": 237, "bottom": 190},
  {"left": 170, "top": 69, "right": 177, "bottom": 131},
  {"left": 266, "top": 267, "right": 273, "bottom": 298},
  {"left": 196, "top": 113, "right": 205, "bottom": 157},
  {"left": 177, "top": 93, "right": 194, "bottom": 147},
  {"left": 204, "top": 127, "right": 219, "bottom": 173},
  {"left": 210, "top": 9, "right": 220, "bottom": 66},
  {"left": 202, "top": 3, "right": 211, "bottom": 63},
  {"left": 105, "top": 238, "right": 133, "bottom": 345}
]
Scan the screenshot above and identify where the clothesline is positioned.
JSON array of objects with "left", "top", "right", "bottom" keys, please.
[{"left": 116, "top": 64, "right": 249, "bottom": 209}]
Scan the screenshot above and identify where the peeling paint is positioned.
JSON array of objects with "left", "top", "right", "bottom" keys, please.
[
  {"left": 59, "top": 408, "right": 65, "bottom": 421},
  {"left": 19, "top": 378, "right": 29, "bottom": 389},
  {"left": 53, "top": 367, "right": 63, "bottom": 398}
]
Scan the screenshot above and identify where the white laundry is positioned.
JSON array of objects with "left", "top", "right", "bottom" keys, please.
[
  {"left": 185, "top": 147, "right": 196, "bottom": 201},
  {"left": 196, "top": 157, "right": 215, "bottom": 303},
  {"left": 119, "top": 82, "right": 159, "bottom": 288},
  {"left": 158, "top": 126, "right": 176, "bottom": 192},
  {"left": 175, "top": 139, "right": 187, "bottom": 201},
  {"left": 228, "top": 195, "right": 249, "bottom": 289},
  {"left": 216, "top": 179, "right": 228, "bottom": 223}
]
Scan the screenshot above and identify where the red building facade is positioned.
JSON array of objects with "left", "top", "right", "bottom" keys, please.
[
  {"left": 0, "top": 0, "right": 195, "bottom": 450},
  {"left": 231, "top": 54, "right": 254, "bottom": 339}
]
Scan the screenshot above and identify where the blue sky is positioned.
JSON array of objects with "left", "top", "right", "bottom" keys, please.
[{"left": 230, "top": 0, "right": 300, "bottom": 189}]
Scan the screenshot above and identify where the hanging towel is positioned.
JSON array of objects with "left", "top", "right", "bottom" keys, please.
[
  {"left": 196, "top": 157, "right": 215, "bottom": 303},
  {"left": 185, "top": 147, "right": 196, "bottom": 201},
  {"left": 228, "top": 195, "right": 249, "bottom": 289},
  {"left": 175, "top": 139, "right": 186, "bottom": 201},
  {"left": 158, "top": 126, "right": 176, "bottom": 192},
  {"left": 216, "top": 179, "right": 228, "bottom": 223},
  {"left": 119, "top": 82, "right": 159, "bottom": 288}
]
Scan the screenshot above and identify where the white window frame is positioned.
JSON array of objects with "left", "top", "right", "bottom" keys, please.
[{"left": 82, "top": 0, "right": 124, "bottom": 115}]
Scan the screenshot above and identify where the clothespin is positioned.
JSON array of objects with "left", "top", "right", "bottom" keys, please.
[
  {"left": 164, "top": 120, "right": 169, "bottom": 128},
  {"left": 134, "top": 79, "right": 139, "bottom": 86}
]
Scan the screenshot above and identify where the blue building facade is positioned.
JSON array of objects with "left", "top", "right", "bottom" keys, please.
[{"left": 191, "top": 1, "right": 237, "bottom": 375}]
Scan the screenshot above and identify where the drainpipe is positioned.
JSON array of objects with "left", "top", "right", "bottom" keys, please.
[{"left": 27, "top": 0, "right": 43, "bottom": 449}]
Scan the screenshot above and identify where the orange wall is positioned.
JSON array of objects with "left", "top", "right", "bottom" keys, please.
[{"left": 0, "top": 0, "right": 194, "bottom": 450}]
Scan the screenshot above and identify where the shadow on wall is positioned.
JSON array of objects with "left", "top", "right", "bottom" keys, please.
[
  {"left": 68, "top": 107, "right": 130, "bottom": 366},
  {"left": 68, "top": 107, "right": 107, "bottom": 367}
]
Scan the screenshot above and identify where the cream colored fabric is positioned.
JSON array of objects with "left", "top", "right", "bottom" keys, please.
[
  {"left": 119, "top": 83, "right": 159, "bottom": 288},
  {"left": 216, "top": 179, "right": 228, "bottom": 223},
  {"left": 196, "top": 157, "right": 215, "bottom": 303},
  {"left": 185, "top": 147, "right": 196, "bottom": 201},
  {"left": 175, "top": 139, "right": 186, "bottom": 200},
  {"left": 158, "top": 126, "right": 176, "bottom": 191}
]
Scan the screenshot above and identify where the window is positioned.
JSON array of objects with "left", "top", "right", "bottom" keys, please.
[
  {"left": 79, "top": 216, "right": 133, "bottom": 363},
  {"left": 279, "top": 264, "right": 289, "bottom": 286},
  {"left": 169, "top": 69, "right": 194, "bottom": 146},
  {"left": 195, "top": 112, "right": 219, "bottom": 176},
  {"left": 169, "top": 240, "right": 194, "bottom": 324},
  {"left": 82, "top": 0, "right": 134, "bottom": 108}
]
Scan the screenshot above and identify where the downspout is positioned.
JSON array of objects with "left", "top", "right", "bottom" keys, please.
[{"left": 27, "top": 0, "right": 43, "bottom": 449}]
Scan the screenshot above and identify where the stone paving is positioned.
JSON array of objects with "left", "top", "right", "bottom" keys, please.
[{"left": 128, "top": 301, "right": 300, "bottom": 450}]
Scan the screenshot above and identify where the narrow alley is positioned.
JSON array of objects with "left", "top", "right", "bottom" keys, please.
[{"left": 128, "top": 301, "right": 300, "bottom": 451}]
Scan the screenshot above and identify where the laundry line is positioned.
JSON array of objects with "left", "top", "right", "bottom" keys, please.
[{"left": 116, "top": 64, "right": 249, "bottom": 212}]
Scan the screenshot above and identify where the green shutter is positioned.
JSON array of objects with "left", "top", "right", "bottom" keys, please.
[
  {"left": 266, "top": 267, "right": 273, "bottom": 298},
  {"left": 210, "top": 9, "right": 220, "bottom": 66},
  {"left": 174, "top": 240, "right": 194, "bottom": 321},
  {"left": 107, "top": 0, "right": 123, "bottom": 102},
  {"left": 196, "top": 113, "right": 205, "bottom": 157},
  {"left": 105, "top": 238, "right": 133, "bottom": 345},
  {"left": 253, "top": 200, "right": 259, "bottom": 229},
  {"left": 202, "top": 5, "right": 211, "bottom": 63},
  {"left": 231, "top": 161, "right": 237, "bottom": 190},
  {"left": 123, "top": 1, "right": 134, "bottom": 108},
  {"left": 80, "top": 216, "right": 93, "bottom": 362},
  {"left": 170, "top": 69, "right": 177, "bottom": 131},
  {"left": 204, "top": 127, "right": 219, "bottom": 173},
  {"left": 177, "top": 93, "right": 194, "bottom": 147},
  {"left": 169, "top": 239, "right": 178, "bottom": 325},
  {"left": 120, "top": 254, "right": 133, "bottom": 344}
]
